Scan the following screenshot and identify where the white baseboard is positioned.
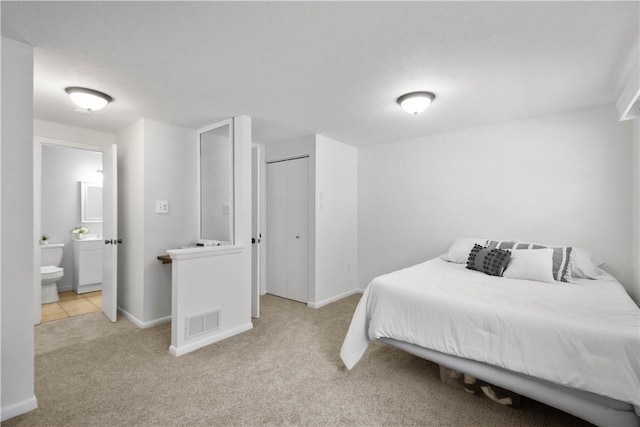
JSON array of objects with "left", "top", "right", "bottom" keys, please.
[
  {"left": 56, "top": 284, "right": 72, "bottom": 292},
  {"left": 75, "top": 283, "right": 102, "bottom": 294},
  {"left": 169, "top": 323, "right": 253, "bottom": 357},
  {"left": 117, "top": 307, "right": 171, "bottom": 329},
  {"left": 307, "top": 288, "right": 364, "bottom": 309},
  {"left": 1, "top": 396, "right": 38, "bottom": 421}
]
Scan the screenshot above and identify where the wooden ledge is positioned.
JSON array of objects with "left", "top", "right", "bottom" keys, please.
[{"left": 157, "top": 255, "right": 172, "bottom": 264}]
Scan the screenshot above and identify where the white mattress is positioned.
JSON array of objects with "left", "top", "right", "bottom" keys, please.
[{"left": 341, "top": 258, "right": 640, "bottom": 410}]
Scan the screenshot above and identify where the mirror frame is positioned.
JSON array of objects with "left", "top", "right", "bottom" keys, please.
[
  {"left": 197, "top": 118, "right": 235, "bottom": 244},
  {"left": 80, "top": 181, "right": 103, "bottom": 223}
]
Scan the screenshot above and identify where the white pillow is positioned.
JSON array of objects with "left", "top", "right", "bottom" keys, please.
[
  {"left": 440, "top": 238, "right": 487, "bottom": 264},
  {"left": 572, "top": 247, "right": 607, "bottom": 279},
  {"left": 503, "top": 248, "right": 556, "bottom": 284}
]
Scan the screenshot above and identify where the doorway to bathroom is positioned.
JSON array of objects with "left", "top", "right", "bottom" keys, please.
[{"left": 33, "top": 137, "right": 119, "bottom": 325}]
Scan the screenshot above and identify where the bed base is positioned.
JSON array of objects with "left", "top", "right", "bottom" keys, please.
[{"left": 380, "top": 338, "right": 639, "bottom": 427}]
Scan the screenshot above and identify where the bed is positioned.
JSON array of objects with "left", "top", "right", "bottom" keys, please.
[{"left": 340, "top": 248, "right": 640, "bottom": 427}]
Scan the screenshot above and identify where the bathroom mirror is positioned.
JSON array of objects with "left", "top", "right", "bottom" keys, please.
[
  {"left": 199, "top": 119, "right": 234, "bottom": 244},
  {"left": 80, "top": 181, "right": 103, "bottom": 223}
]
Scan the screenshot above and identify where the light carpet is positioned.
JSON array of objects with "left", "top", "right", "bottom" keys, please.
[{"left": 6, "top": 294, "right": 591, "bottom": 426}]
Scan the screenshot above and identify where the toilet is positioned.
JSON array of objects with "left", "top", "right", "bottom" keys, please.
[{"left": 41, "top": 243, "right": 64, "bottom": 304}]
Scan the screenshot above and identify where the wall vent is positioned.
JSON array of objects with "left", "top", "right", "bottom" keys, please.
[{"left": 185, "top": 309, "right": 221, "bottom": 339}]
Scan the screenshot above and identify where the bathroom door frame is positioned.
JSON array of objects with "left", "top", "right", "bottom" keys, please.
[
  {"left": 251, "top": 145, "right": 262, "bottom": 318},
  {"left": 33, "top": 136, "right": 117, "bottom": 325}
]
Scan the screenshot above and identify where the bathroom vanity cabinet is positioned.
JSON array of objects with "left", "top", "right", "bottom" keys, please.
[{"left": 73, "top": 238, "right": 104, "bottom": 294}]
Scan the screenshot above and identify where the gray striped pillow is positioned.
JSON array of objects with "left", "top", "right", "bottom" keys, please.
[{"left": 486, "top": 240, "right": 573, "bottom": 283}]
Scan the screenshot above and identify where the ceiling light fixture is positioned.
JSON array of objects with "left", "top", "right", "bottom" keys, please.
[
  {"left": 65, "top": 87, "right": 113, "bottom": 112},
  {"left": 397, "top": 91, "right": 436, "bottom": 115}
]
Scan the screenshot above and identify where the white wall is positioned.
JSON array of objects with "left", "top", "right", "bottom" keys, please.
[
  {"left": 265, "top": 135, "right": 315, "bottom": 163},
  {"left": 314, "top": 135, "right": 358, "bottom": 303},
  {"left": 265, "top": 136, "right": 316, "bottom": 304},
  {"left": 1, "top": 37, "right": 37, "bottom": 421},
  {"left": 358, "top": 105, "right": 636, "bottom": 299},
  {"left": 168, "top": 116, "right": 253, "bottom": 356},
  {"left": 34, "top": 119, "right": 115, "bottom": 147},
  {"left": 142, "top": 119, "right": 197, "bottom": 323},
  {"left": 116, "top": 120, "right": 145, "bottom": 321},
  {"left": 117, "top": 118, "right": 198, "bottom": 326},
  {"left": 41, "top": 146, "right": 103, "bottom": 290},
  {"left": 631, "top": 118, "right": 640, "bottom": 302},
  {"left": 265, "top": 134, "right": 359, "bottom": 307}
]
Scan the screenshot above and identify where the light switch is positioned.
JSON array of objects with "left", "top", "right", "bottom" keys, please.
[{"left": 156, "top": 201, "right": 169, "bottom": 214}]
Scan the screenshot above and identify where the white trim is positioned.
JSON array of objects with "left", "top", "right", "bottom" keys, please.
[
  {"left": 75, "top": 283, "right": 102, "bottom": 294},
  {"left": 33, "top": 139, "right": 42, "bottom": 325},
  {"left": 307, "top": 288, "right": 363, "bottom": 309},
  {"left": 35, "top": 136, "right": 108, "bottom": 153},
  {"left": 196, "top": 118, "right": 235, "bottom": 244},
  {"left": 167, "top": 244, "right": 244, "bottom": 261},
  {"left": 117, "top": 307, "right": 170, "bottom": 329},
  {"left": 169, "top": 322, "right": 253, "bottom": 357},
  {"left": 80, "top": 181, "right": 103, "bottom": 223},
  {"left": 33, "top": 136, "right": 108, "bottom": 326},
  {"left": 0, "top": 395, "right": 38, "bottom": 422},
  {"left": 56, "top": 283, "right": 72, "bottom": 292}
]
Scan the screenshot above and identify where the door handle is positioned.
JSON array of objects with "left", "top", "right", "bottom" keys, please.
[
  {"left": 105, "top": 239, "right": 113, "bottom": 245},
  {"left": 117, "top": 238, "right": 123, "bottom": 244},
  {"left": 252, "top": 238, "right": 256, "bottom": 244},
  {"left": 105, "top": 239, "right": 124, "bottom": 245}
]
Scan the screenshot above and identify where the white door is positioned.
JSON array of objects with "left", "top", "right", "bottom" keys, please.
[
  {"left": 266, "top": 157, "right": 309, "bottom": 303},
  {"left": 267, "top": 161, "right": 288, "bottom": 299},
  {"left": 101, "top": 144, "right": 118, "bottom": 322},
  {"left": 251, "top": 146, "right": 261, "bottom": 318},
  {"left": 286, "top": 158, "right": 309, "bottom": 302}
]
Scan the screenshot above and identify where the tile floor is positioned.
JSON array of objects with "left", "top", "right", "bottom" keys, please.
[{"left": 41, "top": 291, "right": 102, "bottom": 323}]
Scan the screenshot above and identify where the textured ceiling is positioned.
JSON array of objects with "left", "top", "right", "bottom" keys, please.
[{"left": 2, "top": 1, "right": 638, "bottom": 146}]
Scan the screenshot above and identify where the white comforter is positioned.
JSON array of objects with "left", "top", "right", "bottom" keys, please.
[{"left": 341, "top": 258, "right": 640, "bottom": 408}]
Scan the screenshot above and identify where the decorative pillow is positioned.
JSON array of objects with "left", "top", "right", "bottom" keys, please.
[
  {"left": 466, "top": 244, "right": 511, "bottom": 277},
  {"left": 503, "top": 248, "right": 556, "bottom": 284},
  {"left": 441, "top": 238, "right": 488, "bottom": 264},
  {"left": 466, "top": 244, "right": 484, "bottom": 267},
  {"left": 486, "top": 240, "right": 573, "bottom": 283}
]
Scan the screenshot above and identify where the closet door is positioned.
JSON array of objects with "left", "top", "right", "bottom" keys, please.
[
  {"left": 266, "top": 157, "right": 309, "bottom": 303},
  {"left": 286, "top": 158, "right": 309, "bottom": 302},
  {"left": 266, "top": 161, "right": 288, "bottom": 299}
]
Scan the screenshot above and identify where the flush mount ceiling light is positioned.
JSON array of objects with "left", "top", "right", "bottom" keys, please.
[
  {"left": 65, "top": 87, "right": 113, "bottom": 112},
  {"left": 397, "top": 91, "right": 436, "bottom": 115}
]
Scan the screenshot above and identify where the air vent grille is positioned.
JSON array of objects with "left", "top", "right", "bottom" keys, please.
[{"left": 185, "top": 309, "right": 221, "bottom": 339}]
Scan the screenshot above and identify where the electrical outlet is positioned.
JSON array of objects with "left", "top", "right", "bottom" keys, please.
[
  {"left": 156, "top": 201, "right": 169, "bottom": 214},
  {"left": 223, "top": 203, "right": 230, "bottom": 215}
]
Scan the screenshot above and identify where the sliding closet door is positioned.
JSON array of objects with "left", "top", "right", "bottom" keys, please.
[{"left": 266, "top": 157, "right": 309, "bottom": 303}]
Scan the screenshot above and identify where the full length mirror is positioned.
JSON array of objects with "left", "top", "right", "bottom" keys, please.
[{"left": 200, "top": 119, "right": 234, "bottom": 244}]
